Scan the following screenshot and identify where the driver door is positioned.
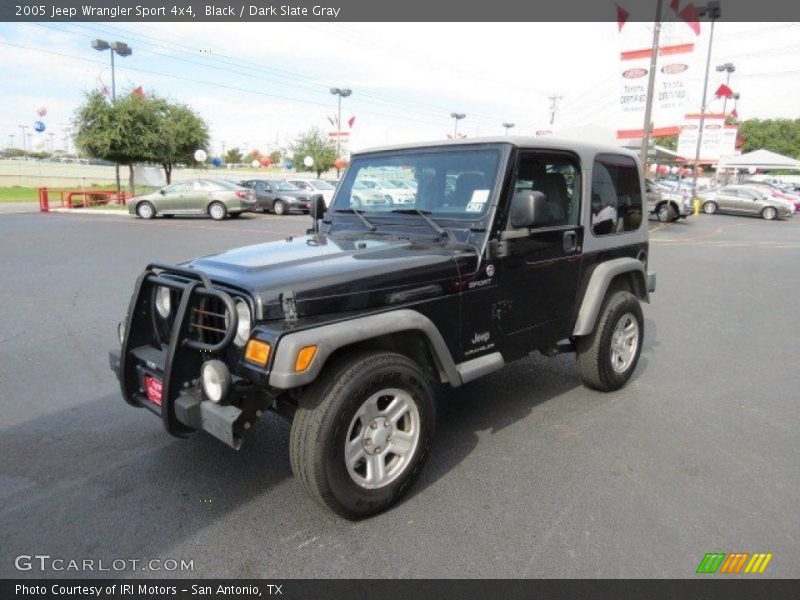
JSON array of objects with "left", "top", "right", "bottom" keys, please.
[{"left": 495, "top": 151, "right": 583, "bottom": 352}]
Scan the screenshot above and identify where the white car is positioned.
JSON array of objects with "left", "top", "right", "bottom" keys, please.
[
  {"left": 360, "top": 179, "right": 416, "bottom": 205},
  {"left": 286, "top": 178, "right": 336, "bottom": 207}
]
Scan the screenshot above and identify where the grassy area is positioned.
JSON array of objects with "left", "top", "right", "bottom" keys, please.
[{"left": 0, "top": 186, "right": 38, "bottom": 202}]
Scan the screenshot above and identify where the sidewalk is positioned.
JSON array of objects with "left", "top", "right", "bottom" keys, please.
[{"left": 0, "top": 202, "right": 38, "bottom": 214}]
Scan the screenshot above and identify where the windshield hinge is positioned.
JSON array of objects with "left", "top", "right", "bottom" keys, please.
[{"left": 281, "top": 291, "right": 298, "bottom": 326}]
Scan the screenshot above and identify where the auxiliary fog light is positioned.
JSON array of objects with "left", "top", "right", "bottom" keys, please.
[{"left": 201, "top": 360, "right": 231, "bottom": 403}]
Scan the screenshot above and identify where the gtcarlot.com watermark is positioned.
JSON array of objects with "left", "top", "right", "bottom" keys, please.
[{"left": 14, "top": 554, "right": 194, "bottom": 573}]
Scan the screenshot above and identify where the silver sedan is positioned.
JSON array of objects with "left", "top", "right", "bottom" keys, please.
[{"left": 697, "top": 185, "right": 794, "bottom": 220}]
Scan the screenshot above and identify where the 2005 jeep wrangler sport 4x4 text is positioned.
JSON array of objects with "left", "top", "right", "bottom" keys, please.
[{"left": 110, "top": 137, "right": 656, "bottom": 518}]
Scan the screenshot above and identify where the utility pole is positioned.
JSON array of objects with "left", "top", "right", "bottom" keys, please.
[
  {"left": 692, "top": 1, "right": 721, "bottom": 192},
  {"left": 548, "top": 95, "right": 563, "bottom": 126},
  {"left": 47, "top": 132, "right": 55, "bottom": 153},
  {"left": 640, "top": 0, "right": 664, "bottom": 170}
]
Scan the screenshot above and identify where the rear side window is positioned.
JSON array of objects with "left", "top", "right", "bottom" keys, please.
[{"left": 590, "top": 154, "right": 643, "bottom": 236}]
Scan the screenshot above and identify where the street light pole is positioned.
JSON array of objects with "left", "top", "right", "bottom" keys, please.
[
  {"left": 502, "top": 122, "right": 515, "bottom": 135},
  {"left": 716, "top": 62, "right": 736, "bottom": 115},
  {"left": 692, "top": 1, "right": 721, "bottom": 192},
  {"left": 330, "top": 87, "right": 352, "bottom": 175},
  {"left": 450, "top": 112, "right": 466, "bottom": 138},
  {"left": 640, "top": 0, "right": 664, "bottom": 170},
  {"left": 18, "top": 125, "right": 28, "bottom": 153},
  {"left": 92, "top": 39, "right": 132, "bottom": 197}
]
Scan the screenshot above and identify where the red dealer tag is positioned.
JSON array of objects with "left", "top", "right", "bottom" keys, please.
[{"left": 144, "top": 375, "right": 163, "bottom": 406}]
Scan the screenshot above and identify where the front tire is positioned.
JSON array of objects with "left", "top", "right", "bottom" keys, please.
[
  {"left": 761, "top": 206, "right": 777, "bottom": 220},
  {"left": 576, "top": 291, "right": 644, "bottom": 392},
  {"left": 208, "top": 201, "right": 227, "bottom": 221},
  {"left": 136, "top": 201, "right": 155, "bottom": 220},
  {"left": 290, "top": 351, "right": 435, "bottom": 519},
  {"left": 702, "top": 201, "right": 718, "bottom": 215},
  {"left": 273, "top": 199, "right": 286, "bottom": 215},
  {"left": 656, "top": 203, "right": 676, "bottom": 223}
]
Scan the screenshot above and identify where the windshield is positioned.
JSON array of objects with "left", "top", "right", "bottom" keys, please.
[
  {"left": 271, "top": 181, "right": 300, "bottom": 191},
  {"left": 333, "top": 148, "right": 502, "bottom": 218}
]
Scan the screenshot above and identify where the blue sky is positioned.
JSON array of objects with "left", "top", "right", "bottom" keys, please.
[{"left": 1, "top": 21, "right": 799, "bottom": 155}]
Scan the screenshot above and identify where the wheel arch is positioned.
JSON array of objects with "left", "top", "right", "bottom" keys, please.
[
  {"left": 268, "top": 309, "right": 461, "bottom": 390},
  {"left": 573, "top": 258, "right": 649, "bottom": 337}
]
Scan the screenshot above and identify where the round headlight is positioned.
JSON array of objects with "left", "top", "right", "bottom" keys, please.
[
  {"left": 234, "top": 298, "right": 251, "bottom": 347},
  {"left": 201, "top": 360, "right": 230, "bottom": 403},
  {"left": 155, "top": 286, "right": 171, "bottom": 319}
]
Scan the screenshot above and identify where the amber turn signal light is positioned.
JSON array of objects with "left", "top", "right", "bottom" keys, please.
[
  {"left": 245, "top": 339, "right": 271, "bottom": 366},
  {"left": 294, "top": 345, "right": 318, "bottom": 372}
]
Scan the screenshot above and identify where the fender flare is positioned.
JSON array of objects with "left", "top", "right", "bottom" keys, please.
[
  {"left": 572, "top": 257, "right": 649, "bottom": 337},
  {"left": 268, "top": 309, "right": 461, "bottom": 389}
]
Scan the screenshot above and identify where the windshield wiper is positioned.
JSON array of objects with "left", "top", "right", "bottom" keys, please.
[
  {"left": 334, "top": 208, "right": 377, "bottom": 232},
  {"left": 391, "top": 208, "right": 450, "bottom": 239}
]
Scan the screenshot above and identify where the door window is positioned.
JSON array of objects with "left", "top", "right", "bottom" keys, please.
[
  {"left": 591, "top": 154, "right": 642, "bottom": 235},
  {"left": 512, "top": 152, "right": 580, "bottom": 227}
]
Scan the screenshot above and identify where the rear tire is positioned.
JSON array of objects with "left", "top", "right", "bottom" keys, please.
[
  {"left": 136, "top": 201, "right": 155, "bottom": 220},
  {"left": 761, "top": 206, "right": 777, "bottom": 220},
  {"left": 702, "top": 201, "right": 718, "bottom": 215},
  {"left": 576, "top": 291, "right": 644, "bottom": 392},
  {"left": 208, "top": 201, "right": 227, "bottom": 221},
  {"left": 290, "top": 351, "right": 435, "bottom": 519}
]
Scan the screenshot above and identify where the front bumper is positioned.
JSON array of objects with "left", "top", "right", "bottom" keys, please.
[{"left": 110, "top": 263, "right": 266, "bottom": 448}]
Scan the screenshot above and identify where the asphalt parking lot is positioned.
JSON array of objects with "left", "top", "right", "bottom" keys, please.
[{"left": 1, "top": 209, "right": 798, "bottom": 578}]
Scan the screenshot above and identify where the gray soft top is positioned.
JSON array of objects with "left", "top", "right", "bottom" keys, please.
[{"left": 354, "top": 135, "right": 639, "bottom": 162}]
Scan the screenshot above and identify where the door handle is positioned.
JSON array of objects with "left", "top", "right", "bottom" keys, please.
[{"left": 563, "top": 230, "right": 578, "bottom": 253}]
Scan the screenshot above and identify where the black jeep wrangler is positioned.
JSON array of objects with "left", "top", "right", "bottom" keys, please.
[{"left": 110, "top": 138, "right": 656, "bottom": 518}]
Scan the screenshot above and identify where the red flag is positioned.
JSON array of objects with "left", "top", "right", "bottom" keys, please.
[
  {"left": 715, "top": 84, "right": 733, "bottom": 98},
  {"left": 133, "top": 86, "right": 144, "bottom": 97},
  {"left": 730, "top": 108, "right": 738, "bottom": 119},
  {"left": 616, "top": 4, "right": 629, "bottom": 32},
  {"left": 347, "top": 116, "right": 355, "bottom": 128},
  {"left": 670, "top": 1, "right": 701, "bottom": 35}
]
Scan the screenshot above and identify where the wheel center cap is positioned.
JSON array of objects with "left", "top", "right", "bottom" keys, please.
[{"left": 363, "top": 418, "right": 392, "bottom": 455}]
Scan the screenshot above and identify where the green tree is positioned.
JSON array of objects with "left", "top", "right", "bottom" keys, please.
[
  {"left": 73, "top": 90, "right": 167, "bottom": 194},
  {"left": 160, "top": 101, "right": 210, "bottom": 184},
  {"left": 291, "top": 127, "right": 336, "bottom": 178},
  {"left": 737, "top": 118, "right": 800, "bottom": 158},
  {"left": 269, "top": 149, "right": 281, "bottom": 165},
  {"left": 225, "top": 147, "right": 243, "bottom": 165}
]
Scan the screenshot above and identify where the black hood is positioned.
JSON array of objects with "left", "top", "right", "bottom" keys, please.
[{"left": 186, "top": 232, "right": 479, "bottom": 320}]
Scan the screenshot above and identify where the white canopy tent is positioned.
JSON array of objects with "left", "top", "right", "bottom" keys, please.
[{"left": 718, "top": 149, "right": 800, "bottom": 171}]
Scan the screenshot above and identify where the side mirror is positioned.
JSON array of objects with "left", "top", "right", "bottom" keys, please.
[
  {"left": 509, "top": 191, "right": 548, "bottom": 228},
  {"left": 310, "top": 194, "right": 326, "bottom": 221}
]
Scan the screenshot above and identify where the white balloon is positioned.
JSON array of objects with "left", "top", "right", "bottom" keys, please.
[
  {"left": 748, "top": 167, "right": 758, "bottom": 174},
  {"left": 251, "top": 159, "right": 260, "bottom": 168},
  {"left": 649, "top": 163, "right": 658, "bottom": 173},
  {"left": 194, "top": 149, "right": 207, "bottom": 162},
  {"left": 670, "top": 166, "right": 679, "bottom": 175},
  {"left": 285, "top": 150, "right": 295, "bottom": 160},
  {"left": 303, "top": 155, "right": 314, "bottom": 167}
]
